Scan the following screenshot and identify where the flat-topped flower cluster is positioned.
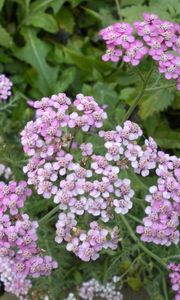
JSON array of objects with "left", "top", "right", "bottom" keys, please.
[
  {"left": 0, "top": 181, "right": 57, "bottom": 299},
  {"left": 21, "top": 92, "right": 179, "bottom": 263},
  {"left": 100, "top": 13, "right": 180, "bottom": 89}
]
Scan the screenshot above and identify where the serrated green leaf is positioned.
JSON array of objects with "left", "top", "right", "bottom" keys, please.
[
  {"left": 150, "top": 0, "right": 180, "bottom": 16},
  {"left": 0, "top": 24, "right": 13, "bottom": 48},
  {"left": 139, "top": 89, "right": 174, "bottom": 119},
  {"left": 120, "top": 4, "right": 171, "bottom": 23},
  {"left": 12, "top": 28, "right": 58, "bottom": 94},
  {"left": 120, "top": 5, "right": 147, "bottom": 22}
]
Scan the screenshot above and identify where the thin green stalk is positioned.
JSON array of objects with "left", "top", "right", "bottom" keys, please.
[
  {"left": 120, "top": 67, "right": 153, "bottom": 124},
  {"left": 119, "top": 253, "right": 143, "bottom": 281},
  {"left": 128, "top": 213, "right": 143, "bottom": 224},
  {"left": 162, "top": 273, "right": 169, "bottom": 300},
  {"left": 134, "top": 66, "right": 145, "bottom": 83},
  {"left": 39, "top": 205, "right": 59, "bottom": 225},
  {"left": 164, "top": 255, "right": 180, "bottom": 261},
  {"left": 145, "top": 84, "right": 176, "bottom": 92},
  {"left": 120, "top": 215, "right": 167, "bottom": 269},
  {"left": 115, "top": 0, "right": 121, "bottom": 19}
]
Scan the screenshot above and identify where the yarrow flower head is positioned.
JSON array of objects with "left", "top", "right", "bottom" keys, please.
[
  {"left": 0, "top": 74, "right": 13, "bottom": 101},
  {"left": 100, "top": 13, "right": 180, "bottom": 89},
  {"left": 0, "top": 181, "right": 58, "bottom": 298},
  {"left": 21, "top": 91, "right": 180, "bottom": 263}
]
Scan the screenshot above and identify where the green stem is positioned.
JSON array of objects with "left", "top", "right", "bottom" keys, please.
[
  {"left": 115, "top": 0, "right": 121, "bottom": 18},
  {"left": 134, "top": 66, "right": 145, "bottom": 83},
  {"left": 162, "top": 273, "right": 169, "bottom": 300},
  {"left": 145, "top": 84, "right": 176, "bottom": 92},
  {"left": 128, "top": 213, "right": 143, "bottom": 224},
  {"left": 120, "top": 67, "right": 153, "bottom": 124},
  {"left": 164, "top": 255, "right": 180, "bottom": 261},
  {"left": 39, "top": 205, "right": 59, "bottom": 225},
  {"left": 120, "top": 215, "right": 167, "bottom": 269}
]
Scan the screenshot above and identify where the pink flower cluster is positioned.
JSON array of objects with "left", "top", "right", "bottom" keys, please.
[
  {"left": 168, "top": 262, "right": 180, "bottom": 300},
  {"left": 100, "top": 13, "right": 180, "bottom": 89},
  {"left": 22, "top": 93, "right": 157, "bottom": 261},
  {"left": 0, "top": 256, "right": 31, "bottom": 300},
  {"left": 21, "top": 92, "right": 180, "bottom": 260},
  {"left": 136, "top": 152, "right": 180, "bottom": 246},
  {"left": 56, "top": 217, "right": 119, "bottom": 261},
  {"left": 0, "top": 74, "right": 13, "bottom": 101},
  {"left": 0, "top": 181, "right": 58, "bottom": 298},
  {"left": 64, "top": 276, "right": 123, "bottom": 300}
]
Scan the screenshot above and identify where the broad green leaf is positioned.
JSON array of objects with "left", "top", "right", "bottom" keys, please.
[
  {"left": 120, "top": 87, "right": 136, "bottom": 100},
  {"left": 86, "top": 82, "right": 117, "bottom": 106},
  {"left": 68, "top": 0, "right": 84, "bottom": 7},
  {"left": 120, "top": 5, "right": 147, "bottom": 23},
  {"left": 155, "top": 127, "right": 180, "bottom": 149},
  {"left": 25, "top": 12, "right": 58, "bottom": 33},
  {"left": 82, "top": 7, "right": 103, "bottom": 21},
  {"left": 29, "top": 0, "right": 66, "bottom": 14},
  {"left": 58, "top": 8, "right": 75, "bottom": 33},
  {"left": 150, "top": 0, "right": 180, "bottom": 19},
  {"left": 0, "top": 24, "right": 13, "bottom": 48},
  {"left": 54, "top": 67, "right": 76, "bottom": 93},
  {"left": 12, "top": 28, "right": 58, "bottom": 94},
  {"left": 121, "top": 4, "right": 171, "bottom": 23},
  {"left": 139, "top": 89, "right": 175, "bottom": 119},
  {"left": 0, "top": 0, "right": 5, "bottom": 11},
  {"left": 62, "top": 47, "right": 112, "bottom": 74},
  {"left": 121, "top": 0, "right": 145, "bottom": 5},
  {"left": 172, "top": 96, "right": 180, "bottom": 109}
]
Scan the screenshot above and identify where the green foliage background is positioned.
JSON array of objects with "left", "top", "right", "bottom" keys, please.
[{"left": 0, "top": 0, "right": 179, "bottom": 299}]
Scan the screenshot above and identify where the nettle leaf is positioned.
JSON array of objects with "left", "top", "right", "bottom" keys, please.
[
  {"left": 0, "top": 24, "right": 13, "bottom": 48},
  {"left": 29, "top": 0, "right": 66, "bottom": 14},
  {"left": 12, "top": 28, "right": 58, "bottom": 94},
  {"left": 25, "top": 12, "right": 58, "bottom": 33},
  {"left": 139, "top": 89, "right": 175, "bottom": 119}
]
